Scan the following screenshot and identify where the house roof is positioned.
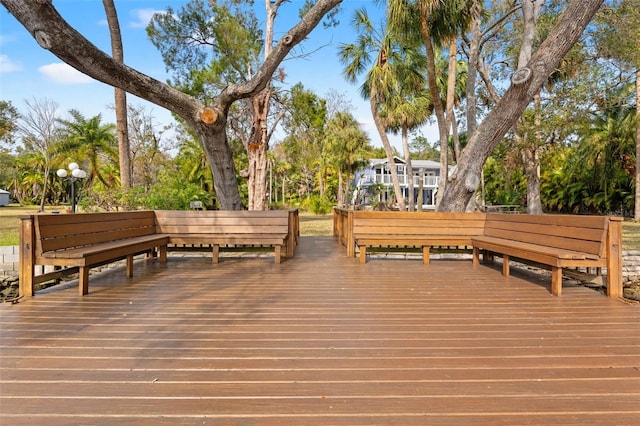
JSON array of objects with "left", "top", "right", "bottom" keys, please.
[{"left": 368, "top": 157, "right": 441, "bottom": 169}]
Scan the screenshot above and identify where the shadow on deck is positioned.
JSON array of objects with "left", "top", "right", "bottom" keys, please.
[{"left": 1, "top": 236, "right": 639, "bottom": 425}]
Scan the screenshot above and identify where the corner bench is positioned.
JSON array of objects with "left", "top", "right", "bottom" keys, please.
[
  {"left": 20, "top": 211, "right": 168, "bottom": 296},
  {"left": 471, "top": 213, "right": 623, "bottom": 297},
  {"left": 333, "top": 208, "right": 623, "bottom": 298},
  {"left": 19, "top": 209, "right": 299, "bottom": 297}
]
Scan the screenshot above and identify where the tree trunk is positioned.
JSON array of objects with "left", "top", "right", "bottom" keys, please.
[
  {"left": 402, "top": 125, "right": 414, "bottom": 211},
  {"left": 438, "top": 0, "right": 604, "bottom": 212},
  {"left": 523, "top": 145, "right": 542, "bottom": 214},
  {"left": 370, "top": 94, "right": 405, "bottom": 210},
  {"left": 247, "top": 89, "right": 270, "bottom": 210},
  {"left": 192, "top": 117, "right": 244, "bottom": 210},
  {"left": 420, "top": 10, "right": 449, "bottom": 207},
  {"left": 518, "top": 0, "right": 543, "bottom": 215},
  {"left": 446, "top": 38, "right": 459, "bottom": 162},
  {"left": 337, "top": 169, "right": 344, "bottom": 208},
  {"left": 635, "top": 67, "right": 640, "bottom": 220},
  {"left": 102, "top": 0, "right": 131, "bottom": 190},
  {"left": 1, "top": 0, "right": 342, "bottom": 210},
  {"left": 466, "top": 15, "right": 481, "bottom": 138},
  {"left": 522, "top": 92, "right": 543, "bottom": 214}
]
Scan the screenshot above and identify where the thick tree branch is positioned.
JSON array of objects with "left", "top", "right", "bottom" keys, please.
[
  {"left": 1, "top": 0, "right": 202, "bottom": 123},
  {"left": 439, "top": 0, "right": 605, "bottom": 211},
  {"left": 218, "top": 0, "right": 342, "bottom": 107}
]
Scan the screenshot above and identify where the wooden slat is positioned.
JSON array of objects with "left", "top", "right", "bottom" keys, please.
[
  {"left": 351, "top": 212, "right": 487, "bottom": 263},
  {"left": 2, "top": 236, "right": 639, "bottom": 424}
]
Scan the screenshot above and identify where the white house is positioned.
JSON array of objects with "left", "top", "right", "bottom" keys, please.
[
  {"left": 0, "top": 189, "right": 9, "bottom": 206},
  {"left": 353, "top": 157, "right": 442, "bottom": 210}
]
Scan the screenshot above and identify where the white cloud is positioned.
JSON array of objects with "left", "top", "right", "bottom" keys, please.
[
  {"left": 0, "top": 55, "right": 22, "bottom": 73},
  {"left": 129, "top": 8, "right": 162, "bottom": 29},
  {"left": 39, "top": 63, "right": 94, "bottom": 84}
]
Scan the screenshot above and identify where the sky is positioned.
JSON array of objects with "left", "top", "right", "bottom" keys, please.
[{"left": 0, "top": 0, "right": 438, "bottom": 152}]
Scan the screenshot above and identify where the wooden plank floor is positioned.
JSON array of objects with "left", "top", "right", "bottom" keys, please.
[{"left": 1, "top": 236, "right": 639, "bottom": 425}]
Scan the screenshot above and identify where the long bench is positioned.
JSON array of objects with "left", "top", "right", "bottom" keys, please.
[
  {"left": 471, "top": 213, "right": 623, "bottom": 297},
  {"left": 333, "top": 208, "right": 623, "bottom": 298},
  {"left": 19, "top": 209, "right": 299, "bottom": 297},
  {"left": 351, "top": 211, "right": 486, "bottom": 264},
  {"left": 19, "top": 211, "right": 169, "bottom": 296},
  {"left": 155, "top": 209, "right": 298, "bottom": 264}
]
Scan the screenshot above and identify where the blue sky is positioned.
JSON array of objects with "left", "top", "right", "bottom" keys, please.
[{"left": 0, "top": 0, "right": 437, "bottom": 150}]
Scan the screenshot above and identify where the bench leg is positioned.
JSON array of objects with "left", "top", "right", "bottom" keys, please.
[
  {"left": 472, "top": 247, "right": 480, "bottom": 266},
  {"left": 79, "top": 267, "right": 89, "bottom": 296},
  {"left": 502, "top": 255, "right": 510, "bottom": 277},
  {"left": 359, "top": 246, "right": 367, "bottom": 264},
  {"left": 274, "top": 245, "right": 282, "bottom": 264},
  {"left": 551, "top": 267, "right": 562, "bottom": 296},
  {"left": 159, "top": 245, "right": 167, "bottom": 263},
  {"left": 422, "top": 246, "right": 430, "bottom": 264},
  {"left": 126, "top": 255, "right": 134, "bottom": 278},
  {"left": 212, "top": 245, "right": 220, "bottom": 264}
]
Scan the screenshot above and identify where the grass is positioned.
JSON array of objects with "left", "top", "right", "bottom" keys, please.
[
  {"left": 2, "top": 207, "right": 640, "bottom": 250},
  {"left": 299, "top": 213, "right": 333, "bottom": 236},
  {"left": 622, "top": 219, "right": 640, "bottom": 251},
  {"left": 0, "top": 205, "right": 65, "bottom": 245}
]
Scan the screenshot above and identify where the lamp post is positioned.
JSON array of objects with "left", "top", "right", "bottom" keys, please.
[{"left": 56, "top": 162, "right": 87, "bottom": 213}]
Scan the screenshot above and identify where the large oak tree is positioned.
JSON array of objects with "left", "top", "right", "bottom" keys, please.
[
  {"left": 438, "top": 0, "right": 604, "bottom": 211},
  {"left": 1, "top": 0, "right": 342, "bottom": 209}
]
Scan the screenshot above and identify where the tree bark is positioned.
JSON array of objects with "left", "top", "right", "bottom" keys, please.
[
  {"left": 1, "top": 0, "right": 342, "bottom": 209},
  {"left": 438, "top": 0, "right": 604, "bottom": 212},
  {"left": 102, "top": 0, "right": 131, "bottom": 190},
  {"left": 370, "top": 94, "right": 405, "bottom": 210},
  {"left": 633, "top": 67, "right": 640, "bottom": 220},
  {"left": 466, "top": 15, "right": 481, "bottom": 137},
  {"left": 420, "top": 11, "right": 449, "bottom": 208},
  {"left": 402, "top": 125, "right": 414, "bottom": 211},
  {"left": 247, "top": 90, "right": 270, "bottom": 210},
  {"left": 518, "top": 0, "right": 543, "bottom": 214},
  {"left": 445, "top": 38, "right": 459, "bottom": 162}
]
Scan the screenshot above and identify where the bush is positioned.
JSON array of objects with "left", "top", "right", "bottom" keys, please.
[{"left": 302, "top": 195, "right": 333, "bottom": 215}]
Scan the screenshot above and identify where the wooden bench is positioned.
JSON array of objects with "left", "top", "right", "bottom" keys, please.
[
  {"left": 154, "top": 209, "right": 298, "bottom": 264},
  {"left": 19, "top": 211, "right": 169, "bottom": 296},
  {"left": 350, "top": 211, "right": 487, "bottom": 264},
  {"left": 471, "top": 213, "right": 623, "bottom": 297}
]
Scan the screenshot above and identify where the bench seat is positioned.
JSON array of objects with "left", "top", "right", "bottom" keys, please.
[
  {"left": 356, "top": 235, "right": 473, "bottom": 264},
  {"left": 22, "top": 211, "right": 169, "bottom": 296},
  {"left": 471, "top": 214, "right": 617, "bottom": 296},
  {"left": 166, "top": 233, "right": 289, "bottom": 263}
]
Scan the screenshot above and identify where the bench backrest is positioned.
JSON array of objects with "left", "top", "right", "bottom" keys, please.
[
  {"left": 34, "top": 211, "right": 157, "bottom": 254},
  {"left": 154, "top": 210, "right": 291, "bottom": 235},
  {"left": 483, "top": 213, "right": 609, "bottom": 258},
  {"left": 352, "top": 211, "right": 487, "bottom": 238}
]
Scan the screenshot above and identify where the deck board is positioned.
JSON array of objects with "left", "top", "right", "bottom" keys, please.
[{"left": 1, "top": 236, "right": 639, "bottom": 425}]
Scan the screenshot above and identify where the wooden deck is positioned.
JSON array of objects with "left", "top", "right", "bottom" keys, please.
[{"left": 1, "top": 236, "right": 639, "bottom": 425}]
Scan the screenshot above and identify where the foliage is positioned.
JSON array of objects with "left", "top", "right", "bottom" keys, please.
[
  {"left": 0, "top": 100, "right": 20, "bottom": 149},
  {"left": 117, "top": 172, "right": 210, "bottom": 211},
  {"left": 482, "top": 151, "right": 526, "bottom": 207},
  {"left": 300, "top": 194, "right": 333, "bottom": 215}
]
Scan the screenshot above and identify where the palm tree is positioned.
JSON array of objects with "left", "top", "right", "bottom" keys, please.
[
  {"left": 339, "top": 7, "right": 414, "bottom": 210},
  {"left": 57, "top": 110, "right": 117, "bottom": 189},
  {"left": 102, "top": 0, "right": 131, "bottom": 190},
  {"left": 324, "top": 111, "right": 372, "bottom": 207},
  {"left": 387, "top": 0, "right": 480, "bottom": 206},
  {"left": 573, "top": 100, "right": 636, "bottom": 213}
]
